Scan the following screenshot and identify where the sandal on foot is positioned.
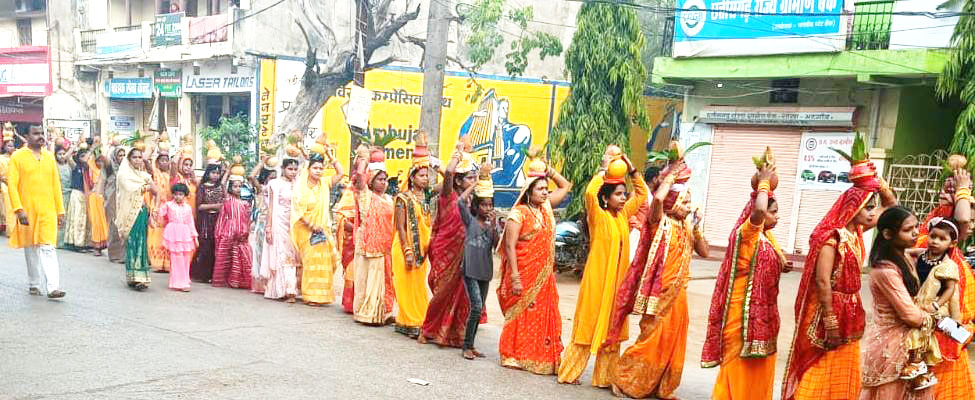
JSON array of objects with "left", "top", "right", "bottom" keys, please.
[
  {"left": 462, "top": 350, "right": 476, "bottom": 360},
  {"left": 47, "top": 290, "right": 65, "bottom": 299},
  {"left": 29, "top": 287, "right": 41, "bottom": 296}
]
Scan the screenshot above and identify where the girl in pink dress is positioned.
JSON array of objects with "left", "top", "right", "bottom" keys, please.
[{"left": 158, "top": 183, "right": 198, "bottom": 291}]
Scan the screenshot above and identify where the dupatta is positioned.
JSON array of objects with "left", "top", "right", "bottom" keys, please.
[
  {"left": 115, "top": 151, "right": 151, "bottom": 238},
  {"left": 701, "top": 192, "right": 784, "bottom": 367},
  {"left": 781, "top": 183, "right": 877, "bottom": 400}
]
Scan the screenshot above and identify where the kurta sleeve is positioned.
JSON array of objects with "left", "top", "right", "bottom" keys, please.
[
  {"left": 7, "top": 155, "right": 21, "bottom": 212},
  {"left": 159, "top": 202, "right": 170, "bottom": 224},
  {"left": 623, "top": 176, "right": 648, "bottom": 218},
  {"left": 584, "top": 172, "right": 605, "bottom": 214},
  {"left": 874, "top": 267, "right": 926, "bottom": 327},
  {"left": 51, "top": 156, "right": 64, "bottom": 215}
]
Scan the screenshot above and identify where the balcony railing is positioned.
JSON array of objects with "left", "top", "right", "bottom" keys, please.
[
  {"left": 79, "top": 29, "right": 104, "bottom": 54},
  {"left": 847, "top": 0, "right": 894, "bottom": 50}
]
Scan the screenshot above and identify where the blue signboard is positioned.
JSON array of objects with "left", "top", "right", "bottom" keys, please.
[
  {"left": 673, "top": 0, "right": 846, "bottom": 57},
  {"left": 105, "top": 78, "right": 153, "bottom": 99}
]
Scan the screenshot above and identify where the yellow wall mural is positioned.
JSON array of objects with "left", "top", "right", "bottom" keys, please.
[{"left": 263, "top": 60, "right": 673, "bottom": 207}]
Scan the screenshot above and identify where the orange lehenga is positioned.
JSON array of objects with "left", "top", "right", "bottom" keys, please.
[
  {"left": 703, "top": 193, "right": 785, "bottom": 400},
  {"left": 918, "top": 203, "right": 975, "bottom": 399},
  {"left": 607, "top": 208, "right": 692, "bottom": 399},
  {"left": 497, "top": 201, "right": 563, "bottom": 375},
  {"left": 147, "top": 161, "right": 171, "bottom": 271},
  {"left": 86, "top": 158, "right": 109, "bottom": 249},
  {"left": 782, "top": 187, "right": 877, "bottom": 400}
]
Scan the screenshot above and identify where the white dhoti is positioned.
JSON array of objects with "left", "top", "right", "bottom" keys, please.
[{"left": 25, "top": 245, "right": 60, "bottom": 294}]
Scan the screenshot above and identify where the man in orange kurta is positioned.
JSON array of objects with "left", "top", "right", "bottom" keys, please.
[{"left": 8, "top": 126, "right": 66, "bottom": 298}]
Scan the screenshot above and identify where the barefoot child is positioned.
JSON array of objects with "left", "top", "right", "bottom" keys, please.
[
  {"left": 902, "top": 217, "right": 962, "bottom": 390},
  {"left": 460, "top": 162, "right": 498, "bottom": 360},
  {"left": 158, "top": 183, "right": 198, "bottom": 291}
]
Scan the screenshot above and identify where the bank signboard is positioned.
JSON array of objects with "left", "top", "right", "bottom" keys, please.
[{"left": 673, "top": 0, "right": 847, "bottom": 57}]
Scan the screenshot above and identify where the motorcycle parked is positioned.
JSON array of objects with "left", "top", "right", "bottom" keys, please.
[{"left": 555, "top": 219, "right": 588, "bottom": 277}]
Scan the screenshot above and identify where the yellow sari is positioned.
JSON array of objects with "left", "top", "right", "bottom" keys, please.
[
  {"left": 291, "top": 170, "right": 341, "bottom": 304},
  {"left": 391, "top": 191, "right": 432, "bottom": 336},
  {"left": 558, "top": 172, "right": 648, "bottom": 387}
]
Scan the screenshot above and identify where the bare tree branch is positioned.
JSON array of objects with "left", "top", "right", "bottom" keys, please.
[
  {"left": 366, "top": 56, "right": 407, "bottom": 70},
  {"left": 366, "top": 4, "right": 421, "bottom": 57}
]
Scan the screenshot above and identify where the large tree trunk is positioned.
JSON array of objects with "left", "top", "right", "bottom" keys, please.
[
  {"left": 274, "top": 1, "right": 420, "bottom": 144},
  {"left": 276, "top": 69, "right": 352, "bottom": 139}
]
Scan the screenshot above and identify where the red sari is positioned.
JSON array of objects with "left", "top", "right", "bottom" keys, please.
[
  {"left": 212, "top": 196, "right": 252, "bottom": 289},
  {"left": 782, "top": 186, "right": 875, "bottom": 400},
  {"left": 918, "top": 204, "right": 975, "bottom": 399},
  {"left": 497, "top": 202, "right": 563, "bottom": 374},
  {"left": 421, "top": 191, "right": 473, "bottom": 347}
]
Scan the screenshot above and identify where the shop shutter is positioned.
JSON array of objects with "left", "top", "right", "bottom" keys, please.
[
  {"left": 142, "top": 100, "right": 153, "bottom": 132},
  {"left": 166, "top": 99, "right": 178, "bottom": 127},
  {"left": 792, "top": 190, "right": 842, "bottom": 254},
  {"left": 704, "top": 126, "right": 801, "bottom": 252}
]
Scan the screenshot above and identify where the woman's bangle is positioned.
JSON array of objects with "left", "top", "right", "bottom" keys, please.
[{"left": 757, "top": 180, "right": 772, "bottom": 194}]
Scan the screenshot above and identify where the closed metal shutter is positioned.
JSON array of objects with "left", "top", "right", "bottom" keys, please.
[
  {"left": 141, "top": 99, "right": 153, "bottom": 132},
  {"left": 704, "top": 126, "right": 801, "bottom": 252},
  {"left": 792, "top": 190, "right": 841, "bottom": 254},
  {"left": 166, "top": 99, "right": 179, "bottom": 127}
]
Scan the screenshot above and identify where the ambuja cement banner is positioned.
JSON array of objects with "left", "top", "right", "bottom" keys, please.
[{"left": 673, "top": 0, "right": 848, "bottom": 57}]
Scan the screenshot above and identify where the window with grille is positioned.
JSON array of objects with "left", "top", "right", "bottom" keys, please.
[
  {"left": 16, "top": 19, "right": 31, "bottom": 46},
  {"left": 847, "top": 0, "right": 894, "bottom": 50}
]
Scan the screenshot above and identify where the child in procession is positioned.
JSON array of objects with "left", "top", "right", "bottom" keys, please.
[
  {"left": 460, "top": 162, "right": 500, "bottom": 360},
  {"left": 158, "top": 183, "right": 198, "bottom": 292}
]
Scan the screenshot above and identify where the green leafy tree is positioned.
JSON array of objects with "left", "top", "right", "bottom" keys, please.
[
  {"left": 199, "top": 115, "right": 258, "bottom": 169},
  {"left": 457, "top": 0, "right": 563, "bottom": 101},
  {"left": 938, "top": 0, "right": 975, "bottom": 159},
  {"left": 550, "top": 2, "right": 649, "bottom": 218}
]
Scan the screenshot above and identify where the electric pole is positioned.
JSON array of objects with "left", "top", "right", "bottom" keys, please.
[{"left": 419, "top": 0, "right": 450, "bottom": 157}]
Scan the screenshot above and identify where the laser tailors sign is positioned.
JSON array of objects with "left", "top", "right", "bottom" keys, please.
[{"left": 673, "top": 0, "right": 848, "bottom": 57}]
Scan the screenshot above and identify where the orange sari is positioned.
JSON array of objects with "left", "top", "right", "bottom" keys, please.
[
  {"left": 86, "top": 158, "right": 108, "bottom": 248},
  {"left": 611, "top": 213, "right": 692, "bottom": 399},
  {"left": 147, "top": 165, "right": 171, "bottom": 271},
  {"left": 497, "top": 202, "right": 563, "bottom": 375}
]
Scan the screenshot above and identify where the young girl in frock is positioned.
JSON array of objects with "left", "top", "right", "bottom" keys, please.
[
  {"left": 158, "top": 183, "right": 198, "bottom": 291},
  {"left": 901, "top": 218, "right": 962, "bottom": 390}
]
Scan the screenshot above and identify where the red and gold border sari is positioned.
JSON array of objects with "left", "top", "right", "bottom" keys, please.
[{"left": 497, "top": 201, "right": 563, "bottom": 375}]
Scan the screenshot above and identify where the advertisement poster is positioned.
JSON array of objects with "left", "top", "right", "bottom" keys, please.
[
  {"left": 153, "top": 12, "right": 183, "bottom": 47},
  {"left": 265, "top": 60, "right": 571, "bottom": 206},
  {"left": 155, "top": 69, "right": 182, "bottom": 98},
  {"left": 796, "top": 132, "right": 855, "bottom": 191},
  {"left": 673, "top": 0, "right": 847, "bottom": 57}
]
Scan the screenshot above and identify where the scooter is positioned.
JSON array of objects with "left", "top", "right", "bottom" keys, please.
[{"left": 555, "top": 219, "right": 587, "bottom": 276}]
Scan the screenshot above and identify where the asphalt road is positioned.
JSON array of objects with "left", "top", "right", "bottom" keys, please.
[
  {"left": 4, "top": 239, "right": 971, "bottom": 399},
  {"left": 1, "top": 241, "right": 618, "bottom": 400}
]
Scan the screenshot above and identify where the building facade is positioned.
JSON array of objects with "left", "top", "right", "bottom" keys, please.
[
  {"left": 0, "top": 0, "right": 51, "bottom": 138},
  {"left": 656, "top": 0, "right": 960, "bottom": 255}
]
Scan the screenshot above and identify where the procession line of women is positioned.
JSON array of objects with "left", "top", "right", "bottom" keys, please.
[{"left": 7, "top": 127, "right": 975, "bottom": 400}]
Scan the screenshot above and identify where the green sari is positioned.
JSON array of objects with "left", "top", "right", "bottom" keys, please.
[{"left": 125, "top": 207, "right": 151, "bottom": 285}]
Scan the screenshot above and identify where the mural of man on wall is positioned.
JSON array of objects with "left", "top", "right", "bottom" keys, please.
[{"left": 457, "top": 89, "right": 532, "bottom": 188}]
